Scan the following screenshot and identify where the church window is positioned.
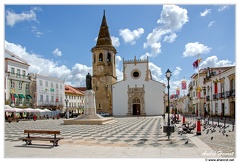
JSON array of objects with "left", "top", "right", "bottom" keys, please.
[
  {"left": 133, "top": 71, "right": 139, "bottom": 78},
  {"left": 99, "top": 53, "right": 103, "bottom": 62},
  {"left": 131, "top": 69, "right": 141, "bottom": 79},
  {"left": 107, "top": 52, "right": 111, "bottom": 62},
  {"left": 94, "top": 56, "right": 96, "bottom": 63}
]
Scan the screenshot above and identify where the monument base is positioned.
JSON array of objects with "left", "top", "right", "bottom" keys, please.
[
  {"left": 63, "top": 87, "right": 116, "bottom": 125},
  {"left": 63, "top": 114, "right": 116, "bottom": 125}
]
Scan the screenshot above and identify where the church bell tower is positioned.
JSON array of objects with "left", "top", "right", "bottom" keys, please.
[{"left": 91, "top": 10, "right": 117, "bottom": 114}]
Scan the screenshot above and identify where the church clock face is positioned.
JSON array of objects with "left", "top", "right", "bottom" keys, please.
[
  {"left": 98, "top": 66, "right": 103, "bottom": 72},
  {"left": 131, "top": 69, "right": 141, "bottom": 79}
]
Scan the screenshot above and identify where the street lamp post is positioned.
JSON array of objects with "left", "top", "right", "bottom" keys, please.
[
  {"left": 65, "top": 99, "right": 69, "bottom": 119},
  {"left": 166, "top": 69, "right": 172, "bottom": 139}
]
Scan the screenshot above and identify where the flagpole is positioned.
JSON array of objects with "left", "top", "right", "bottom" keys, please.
[{"left": 196, "top": 53, "right": 201, "bottom": 135}]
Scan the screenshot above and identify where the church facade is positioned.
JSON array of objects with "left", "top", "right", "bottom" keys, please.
[{"left": 112, "top": 57, "right": 165, "bottom": 116}]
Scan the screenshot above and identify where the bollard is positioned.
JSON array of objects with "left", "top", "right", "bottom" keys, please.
[
  {"left": 208, "top": 117, "right": 209, "bottom": 125},
  {"left": 182, "top": 116, "right": 185, "bottom": 124},
  {"left": 232, "top": 121, "right": 234, "bottom": 132},
  {"left": 196, "top": 119, "right": 202, "bottom": 135}
]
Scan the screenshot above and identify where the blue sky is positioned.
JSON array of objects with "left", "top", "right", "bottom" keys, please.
[{"left": 3, "top": 3, "right": 236, "bottom": 96}]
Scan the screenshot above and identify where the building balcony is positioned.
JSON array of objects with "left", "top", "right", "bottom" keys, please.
[
  {"left": 213, "top": 94, "right": 218, "bottom": 100},
  {"left": 226, "top": 91, "right": 231, "bottom": 97},
  {"left": 230, "top": 89, "right": 235, "bottom": 97},
  {"left": 206, "top": 96, "right": 210, "bottom": 101},
  {"left": 219, "top": 92, "right": 225, "bottom": 99},
  {"left": 8, "top": 73, "right": 31, "bottom": 82}
]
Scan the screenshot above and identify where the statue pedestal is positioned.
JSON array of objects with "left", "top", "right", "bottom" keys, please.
[{"left": 63, "top": 90, "right": 116, "bottom": 125}]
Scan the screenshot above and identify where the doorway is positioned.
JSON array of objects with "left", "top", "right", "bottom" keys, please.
[
  {"left": 221, "top": 103, "right": 225, "bottom": 117},
  {"left": 133, "top": 104, "right": 140, "bottom": 115}
]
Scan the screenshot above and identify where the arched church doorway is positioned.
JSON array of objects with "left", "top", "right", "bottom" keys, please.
[
  {"left": 133, "top": 104, "right": 140, "bottom": 115},
  {"left": 132, "top": 97, "right": 141, "bottom": 115}
]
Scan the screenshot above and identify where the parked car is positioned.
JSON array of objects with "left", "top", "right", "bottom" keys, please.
[{"left": 98, "top": 112, "right": 109, "bottom": 117}]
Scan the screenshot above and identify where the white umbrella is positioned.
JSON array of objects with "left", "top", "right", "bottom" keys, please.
[
  {"left": 5, "top": 107, "right": 24, "bottom": 113},
  {"left": 35, "top": 108, "right": 45, "bottom": 112},
  {"left": 5, "top": 105, "right": 13, "bottom": 109},
  {"left": 43, "top": 108, "right": 51, "bottom": 112},
  {"left": 24, "top": 108, "right": 39, "bottom": 113}
]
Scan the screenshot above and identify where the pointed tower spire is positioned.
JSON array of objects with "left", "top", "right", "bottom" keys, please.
[{"left": 95, "top": 10, "right": 113, "bottom": 47}]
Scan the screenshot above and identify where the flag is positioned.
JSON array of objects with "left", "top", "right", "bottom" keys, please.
[
  {"left": 197, "top": 85, "right": 201, "bottom": 98},
  {"left": 181, "top": 80, "right": 187, "bottom": 90},
  {"left": 193, "top": 58, "right": 202, "bottom": 69},
  {"left": 176, "top": 88, "right": 180, "bottom": 95}
]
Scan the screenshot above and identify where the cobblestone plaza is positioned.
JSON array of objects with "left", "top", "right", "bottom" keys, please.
[{"left": 4, "top": 116, "right": 236, "bottom": 158}]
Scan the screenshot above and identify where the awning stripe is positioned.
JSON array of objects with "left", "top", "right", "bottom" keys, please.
[{"left": 19, "top": 94, "right": 25, "bottom": 98}]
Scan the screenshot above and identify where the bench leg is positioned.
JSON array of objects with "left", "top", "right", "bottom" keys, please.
[
  {"left": 28, "top": 140, "right": 32, "bottom": 145},
  {"left": 24, "top": 140, "right": 32, "bottom": 145}
]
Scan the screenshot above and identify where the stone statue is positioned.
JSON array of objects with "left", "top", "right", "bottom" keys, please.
[{"left": 86, "top": 73, "right": 92, "bottom": 90}]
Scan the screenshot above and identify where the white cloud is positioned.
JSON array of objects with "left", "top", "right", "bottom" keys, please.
[
  {"left": 4, "top": 41, "right": 92, "bottom": 87},
  {"left": 143, "top": 5, "right": 188, "bottom": 58},
  {"left": 163, "top": 33, "right": 177, "bottom": 43},
  {"left": 173, "top": 67, "right": 182, "bottom": 76},
  {"left": 157, "top": 5, "right": 189, "bottom": 31},
  {"left": 140, "top": 52, "right": 151, "bottom": 60},
  {"left": 6, "top": 8, "right": 40, "bottom": 27},
  {"left": 52, "top": 48, "right": 62, "bottom": 57},
  {"left": 116, "top": 68, "right": 123, "bottom": 81},
  {"left": 183, "top": 42, "right": 211, "bottom": 57},
  {"left": 119, "top": 28, "right": 144, "bottom": 45},
  {"left": 208, "top": 21, "right": 215, "bottom": 28},
  {"left": 200, "top": 9, "right": 211, "bottom": 17},
  {"left": 218, "top": 5, "right": 229, "bottom": 12},
  {"left": 149, "top": 62, "right": 162, "bottom": 81},
  {"left": 199, "top": 56, "right": 235, "bottom": 69},
  {"left": 4, "top": 40, "right": 126, "bottom": 87},
  {"left": 115, "top": 55, "right": 122, "bottom": 68},
  {"left": 141, "top": 42, "right": 161, "bottom": 59},
  {"left": 111, "top": 36, "right": 120, "bottom": 47},
  {"left": 31, "top": 26, "right": 43, "bottom": 37}
]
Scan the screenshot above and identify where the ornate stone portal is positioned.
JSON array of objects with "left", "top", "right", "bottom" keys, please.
[
  {"left": 127, "top": 85, "right": 146, "bottom": 116},
  {"left": 63, "top": 74, "right": 116, "bottom": 125}
]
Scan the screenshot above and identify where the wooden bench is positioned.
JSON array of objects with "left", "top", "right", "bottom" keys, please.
[{"left": 19, "top": 130, "right": 64, "bottom": 147}]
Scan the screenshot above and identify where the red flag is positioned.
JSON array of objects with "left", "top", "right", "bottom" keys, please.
[
  {"left": 193, "top": 58, "right": 202, "bottom": 69},
  {"left": 176, "top": 88, "right": 180, "bottom": 95},
  {"left": 193, "top": 59, "right": 198, "bottom": 68},
  {"left": 181, "top": 80, "right": 187, "bottom": 90}
]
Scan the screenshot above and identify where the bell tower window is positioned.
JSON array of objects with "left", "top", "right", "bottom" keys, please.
[
  {"left": 99, "top": 53, "right": 103, "bottom": 62},
  {"left": 107, "top": 52, "right": 111, "bottom": 62}
]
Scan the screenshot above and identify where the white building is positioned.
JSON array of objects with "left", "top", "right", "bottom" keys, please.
[
  {"left": 64, "top": 85, "right": 85, "bottom": 114},
  {"left": 204, "top": 66, "right": 235, "bottom": 118},
  {"left": 29, "top": 73, "right": 65, "bottom": 110},
  {"left": 112, "top": 57, "right": 165, "bottom": 116},
  {"left": 188, "top": 66, "right": 235, "bottom": 118},
  {"left": 5, "top": 49, "right": 32, "bottom": 107}
]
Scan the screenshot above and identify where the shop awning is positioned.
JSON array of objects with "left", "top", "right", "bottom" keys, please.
[
  {"left": 26, "top": 95, "right": 32, "bottom": 99},
  {"left": 19, "top": 94, "right": 25, "bottom": 98},
  {"left": 13, "top": 94, "right": 18, "bottom": 98}
]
